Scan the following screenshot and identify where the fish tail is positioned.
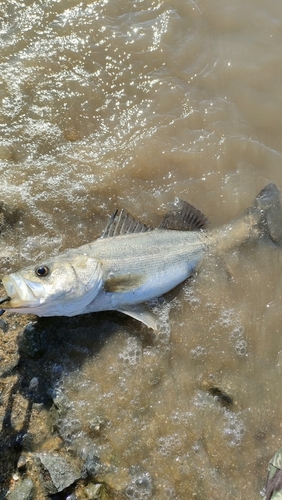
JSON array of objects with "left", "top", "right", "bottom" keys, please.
[
  {"left": 211, "top": 183, "right": 282, "bottom": 253},
  {"left": 254, "top": 183, "right": 282, "bottom": 245}
]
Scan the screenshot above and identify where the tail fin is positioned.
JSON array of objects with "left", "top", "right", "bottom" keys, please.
[
  {"left": 255, "top": 183, "right": 282, "bottom": 246},
  {"left": 211, "top": 183, "right": 282, "bottom": 254}
]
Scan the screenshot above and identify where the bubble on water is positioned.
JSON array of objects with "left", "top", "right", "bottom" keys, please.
[
  {"left": 20, "top": 235, "right": 62, "bottom": 261},
  {"left": 170, "top": 411, "right": 181, "bottom": 425},
  {"left": 214, "top": 309, "right": 247, "bottom": 357},
  {"left": 157, "top": 434, "right": 181, "bottom": 456},
  {"left": 183, "top": 284, "right": 201, "bottom": 307},
  {"left": 157, "top": 480, "right": 176, "bottom": 499},
  {"left": 193, "top": 390, "right": 212, "bottom": 408},
  {"left": 235, "top": 339, "right": 248, "bottom": 357},
  {"left": 148, "top": 299, "right": 171, "bottom": 344},
  {"left": 223, "top": 410, "right": 246, "bottom": 446},
  {"left": 218, "top": 308, "right": 236, "bottom": 327},
  {"left": 227, "top": 324, "right": 248, "bottom": 356},
  {"left": 118, "top": 337, "right": 143, "bottom": 367},
  {"left": 125, "top": 472, "right": 153, "bottom": 499},
  {"left": 230, "top": 325, "right": 245, "bottom": 340},
  {"left": 190, "top": 345, "right": 207, "bottom": 360},
  {"left": 155, "top": 317, "right": 171, "bottom": 344},
  {"left": 170, "top": 410, "right": 193, "bottom": 427}
]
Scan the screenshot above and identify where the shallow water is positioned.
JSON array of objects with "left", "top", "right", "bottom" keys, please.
[{"left": 1, "top": 0, "right": 282, "bottom": 498}]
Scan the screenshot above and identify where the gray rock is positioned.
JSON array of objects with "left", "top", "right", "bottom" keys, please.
[
  {"left": 0, "top": 319, "right": 9, "bottom": 333},
  {"left": 81, "top": 450, "right": 101, "bottom": 479},
  {"left": 51, "top": 388, "right": 72, "bottom": 418},
  {"left": 7, "top": 478, "right": 34, "bottom": 500},
  {"left": 35, "top": 453, "right": 81, "bottom": 494}
]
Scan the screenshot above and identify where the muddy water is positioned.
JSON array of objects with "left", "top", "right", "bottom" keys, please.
[{"left": 1, "top": 0, "right": 282, "bottom": 498}]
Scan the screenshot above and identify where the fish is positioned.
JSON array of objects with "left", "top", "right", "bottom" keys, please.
[{"left": 0, "top": 183, "right": 281, "bottom": 330}]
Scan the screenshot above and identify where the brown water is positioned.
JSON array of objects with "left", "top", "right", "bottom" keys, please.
[{"left": 1, "top": 0, "right": 282, "bottom": 498}]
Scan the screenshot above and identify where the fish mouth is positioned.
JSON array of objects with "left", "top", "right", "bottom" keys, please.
[{"left": 1, "top": 274, "right": 40, "bottom": 308}]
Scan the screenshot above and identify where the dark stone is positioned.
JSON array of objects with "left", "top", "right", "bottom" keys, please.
[
  {"left": 18, "top": 323, "right": 47, "bottom": 360},
  {"left": 7, "top": 477, "right": 34, "bottom": 500},
  {"left": 208, "top": 387, "right": 233, "bottom": 407},
  {"left": 35, "top": 453, "right": 81, "bottom": 494}
]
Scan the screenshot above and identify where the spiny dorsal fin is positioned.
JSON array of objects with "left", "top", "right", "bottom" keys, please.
[
  {"left": 101, "top": 209, "right": 153, "bottom": 238},
  {"left": 159, "top": 200, "right": 209, "bottom": 231}
]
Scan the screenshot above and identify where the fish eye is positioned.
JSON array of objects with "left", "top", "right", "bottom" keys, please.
[{"left": 35, "top": 266, "right": 50, "bottom": 277}]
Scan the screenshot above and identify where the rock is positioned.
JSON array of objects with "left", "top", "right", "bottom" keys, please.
[
  {"left": 84, "top": 483, "right": 109, "bottom": 500},
  {"left": 28, "top": 377, "right": 39, "bottom": 391},
  {"left": 18, "top": 323, "right": 47, "bottom": 360},
  {"left": 0, "top": 318, "right": 9, "bottom": 333},
  {"left": 35, "top": 453, "right": 81, "bottom": 494},
  {"left": 7, "top": 477, "right": 34, "bottom": 500},
  {"left": 51, "top": 388, "right": 71, "bottom": 419},
  {"left": 17, "top": 454, "right": 27, "bottom": 471},
  {"left": 81, "top": 450, "right": 101, "bottom": 479},
  {"left": 207, "top": 387, "right": 233, "bottom": 408},
  {"left": 88, "top": 415, "right": 108, "bottom": 436}
]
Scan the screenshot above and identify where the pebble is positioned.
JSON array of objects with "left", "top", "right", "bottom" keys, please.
[
  {"left": 17, "top": 454, "right": 27, "bottom": 471},
  {"left": 29, "top": 377, "right": 39, "bottom": 391}
]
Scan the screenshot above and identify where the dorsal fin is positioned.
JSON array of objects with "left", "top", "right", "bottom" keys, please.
[
  {"left": 101, "top": 209, "right": 153, "bottom": 238},
  {"left": 159, "top": 200, "right": 209, "bottom": 231}
]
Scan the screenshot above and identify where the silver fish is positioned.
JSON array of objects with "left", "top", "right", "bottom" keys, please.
[{"left": 0, "top": 183, "right": 281, "bottom": 329}]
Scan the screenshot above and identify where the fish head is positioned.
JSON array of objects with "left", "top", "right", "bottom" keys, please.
[{"left": 1, "top": 251, "right": 102, "bottom": 316}]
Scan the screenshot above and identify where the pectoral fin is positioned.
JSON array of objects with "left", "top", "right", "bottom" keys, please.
[{"left": 117, "top": 304, "right": 159, "bottom": 330}]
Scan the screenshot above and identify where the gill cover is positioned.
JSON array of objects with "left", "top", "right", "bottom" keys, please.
[{"left": 2, "top": 254, "right": 103, "bottom": 317}]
